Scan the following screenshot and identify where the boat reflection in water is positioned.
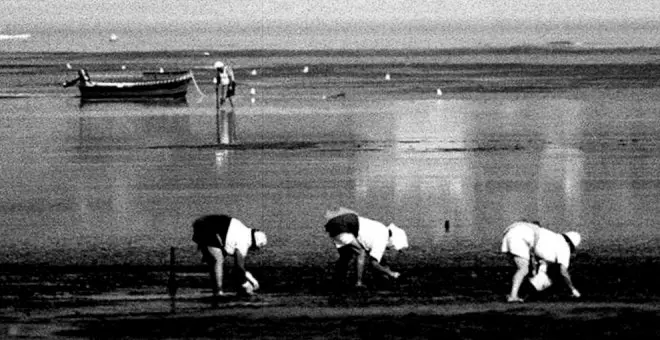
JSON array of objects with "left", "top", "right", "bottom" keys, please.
[{"left": 75, "top": 107, "right": 200, "bottom": 148}]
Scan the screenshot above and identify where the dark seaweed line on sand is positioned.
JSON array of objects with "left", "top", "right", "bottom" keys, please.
[
  {"left": 145, "top": 140, "right": 530, "bottom": 152},
  {"left": 147, "top": 141, "right": 321, "bottom": 150},
  {"left": 72, "top": 141, "right": 523, "bottom": 153},
  {"left": 147, "top": 142, "right": 525, "bottom": 152},
  {"left": 79, "top": 138, "right": 660, "bottom": 153}
]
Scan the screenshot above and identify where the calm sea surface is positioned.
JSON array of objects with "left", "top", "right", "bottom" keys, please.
[
  {"left": 3, "top": 21, "right": 660, "bottom": 52},
  {"left": 1, "top": 51, "right": 660, "bottom": 267}
]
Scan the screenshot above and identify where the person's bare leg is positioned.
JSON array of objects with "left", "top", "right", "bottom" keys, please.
[
  {"left": 206, "top": 246, "right": 225, "bottom": 297},
  {"left": 509, "top": 255, "right": 529, "bottom": 302},
  {"left": 334, "top": 246, "right": 354, "bottom": 289},
  {"left": 220, "top": 86, "right": 227, "bottom": 105},
  {"left": 355, "top": 249, "right": 367, "bottom": 287},
  {"left": 370, "top": 260, "right": 400, "bottom": 279}
]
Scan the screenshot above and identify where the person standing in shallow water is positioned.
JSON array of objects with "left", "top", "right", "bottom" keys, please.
[
  {"left": 214, "top": 61, "right": 236, "bottom": 107},
  {"left": 324, "top": 207, "right": 409, "bottom": 289},
  {"left": 501, "top": 221, "right": 582, "bottom": 302},
  {"left": 192, "top": 214, "right": 267, "bottom": 300}
]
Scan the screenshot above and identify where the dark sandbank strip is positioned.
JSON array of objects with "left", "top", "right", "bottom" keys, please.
[
  {"left": 3, "top": 300, "right": 659, "bottom": 339},
  {"left": 1, "top": 257, "right": 658, "bottom": 304}
]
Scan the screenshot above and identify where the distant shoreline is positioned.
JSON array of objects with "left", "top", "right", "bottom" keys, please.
[{"left": 3, "top": 46, "right": 660, "bottom": 56}]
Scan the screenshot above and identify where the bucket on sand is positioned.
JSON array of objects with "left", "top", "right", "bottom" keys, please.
[
  {"left": 241, "top": 271, "right": 260, "bottom": 295},
  {"left": 529, "top": 269, "right": 552, "bottom": 291}
]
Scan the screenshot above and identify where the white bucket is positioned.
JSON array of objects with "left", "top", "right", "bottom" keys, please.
[
  {"left": 242, "top": 271, "right": 260, "bottom": 294},
  {"left": 529, "top": 271, "right": 553, "bottom": 291}
]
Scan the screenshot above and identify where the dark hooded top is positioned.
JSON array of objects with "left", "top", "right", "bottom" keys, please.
[
  {"left": 192, "top": 214, "right": 232, "bottom": 248},
  {"left": 324, "top": 213, "right": 359, "bottom": 238}
]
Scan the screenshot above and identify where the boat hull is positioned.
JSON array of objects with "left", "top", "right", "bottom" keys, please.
[{"left": 78, "top": 72, "right": 193, "bottom": 102}]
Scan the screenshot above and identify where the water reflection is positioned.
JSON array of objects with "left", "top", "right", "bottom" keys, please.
[
  {"left": 539, "top": 146, "right": 585, "bottom": 233},
  {"left": 349, "top": 98, "right": 658, "bottom": 251},
  {"left": 392, "top": 101, "right": 477, "bottom": 243},
  {"left": 77, "top": 114, "right": 201, "bottom": 147},
  {"left": 215, "top": 150, "right": 231, "bottom": 172},
  {"left": 78, "top": 98, "right": 189, "bottom": 109},
  {"left": 2, "top": 96, "right": 660, "bottom": 264}
]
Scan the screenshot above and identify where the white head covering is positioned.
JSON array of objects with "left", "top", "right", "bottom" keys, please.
[
  {"left": 387, "top": 223, "right": 409, "bottom": 251},
  {"left": 213, "top": 61, "right": 225, "bottom": 69},
  {"left": 564, "top": 231, "right": 581, "bottom": 248},
  {"left": 253, "top": 230, "right": 267, "bottom": 248}
]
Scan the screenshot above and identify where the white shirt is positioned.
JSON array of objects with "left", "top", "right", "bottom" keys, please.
[
  {"left": 501, "top": 222, "right": 572, "bottom": 267},
  {"left": 224, "top": 218, "right": 251, "bottom": 256},
  {"left": 219, "top": 66, "right": 234, "bottom": 85},
  {"left": 356, "top": 216, "right": 390, "bottom": 262}
]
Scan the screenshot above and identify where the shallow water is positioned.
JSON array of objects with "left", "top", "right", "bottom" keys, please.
[
  {"left": 6, "top": 20, "right": 660, "bottom": 52},
  {"left": 2, "top": 83, "right": 660, "bottom": 267}
]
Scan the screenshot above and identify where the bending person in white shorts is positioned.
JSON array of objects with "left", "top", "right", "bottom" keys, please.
[{"left": 501, "top": 221, "right": 582, "bottom": 302}]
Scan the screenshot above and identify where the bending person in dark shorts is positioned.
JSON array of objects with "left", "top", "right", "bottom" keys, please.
[{"left": 324, "top": 207, "right": 408, "bottom": 289}]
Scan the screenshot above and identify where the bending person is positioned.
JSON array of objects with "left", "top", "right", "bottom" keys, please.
[
  {"left": 324, "top": 207, "right": 409, "bottom": 289},
  {"left": 501, "top": 220, "right": 582, "bottom": 302},
  {"left": 192, "top": 214, "right": 267, "bottom": 300}
]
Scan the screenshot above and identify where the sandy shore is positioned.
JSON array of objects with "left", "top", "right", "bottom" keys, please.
[
  {"left": 1, "top": 291, "right": 659, "bottom": 339},
  {"left": 2, "top": 258, "right": 659, "bottom": 338}
]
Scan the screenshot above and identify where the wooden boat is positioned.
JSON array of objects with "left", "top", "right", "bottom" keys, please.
[{"left": 63, "top": 69, "right": 193, "bottom": 101}]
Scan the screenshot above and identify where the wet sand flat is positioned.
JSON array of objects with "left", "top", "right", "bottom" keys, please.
[
  {"left": 1, "top": 258, "right": 659, "bottom": 338},
  {"left": 2, "top": 295, "right": 659, "bottom": 339}
]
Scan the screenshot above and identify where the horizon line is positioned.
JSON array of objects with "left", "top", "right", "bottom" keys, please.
[{"left": 4, "top": 45, "right": 660, "bottom": 55}]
